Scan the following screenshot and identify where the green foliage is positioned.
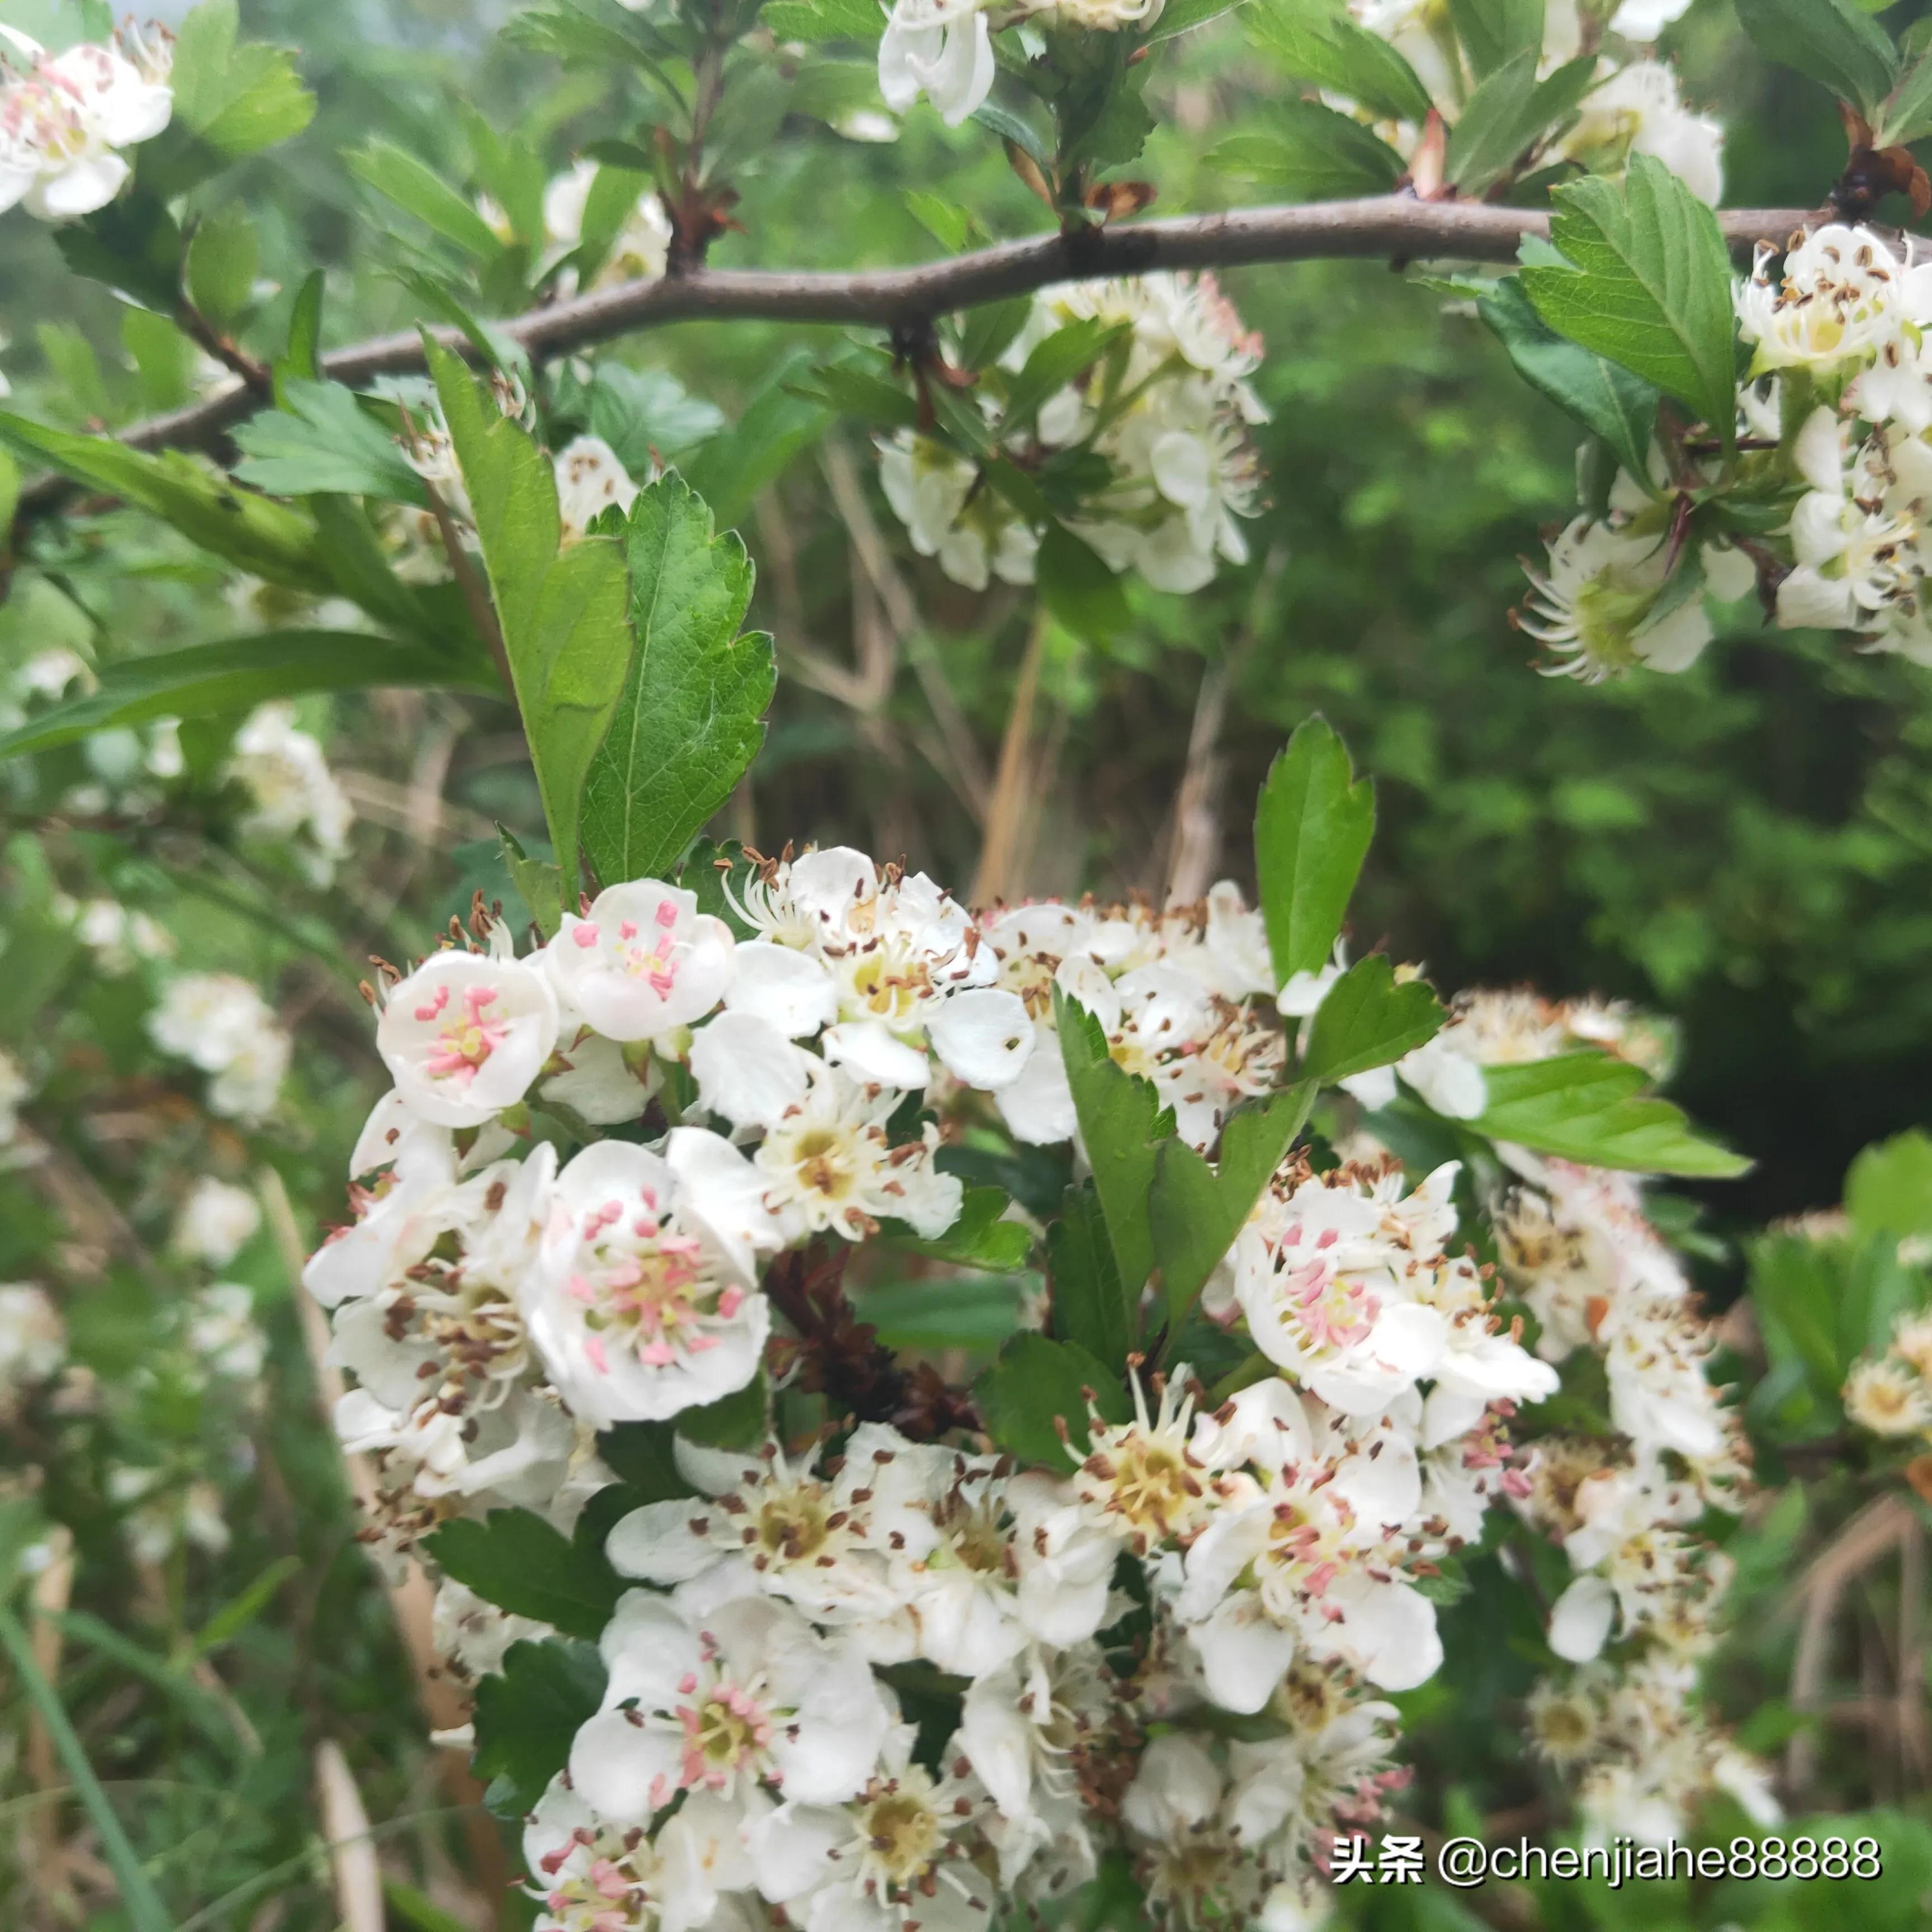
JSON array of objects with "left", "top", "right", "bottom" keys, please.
[
  {"left": 1254, "top": 714, "right": 1375, "bottom": 986},
  {"left": 423, "top": 1508, "right": 624, "bottom": 1638},
  {"left": 1049, "top": 1181, "right": 1137, "bottom": 1372},
  {"left": 0, "top": 632, "right": 494, "bottom": 761},
  {"left": 1037, "top": 523, "right": 1131, "bottom": 641},
  {"left": 1149, "top": 1084, "right": 1315, "bottom": 1327},
  {"left": 1845, "top": 1130, "right": 1932, "bottom": 1240},
  {"left": 1299, "top": 954, "right": 1445, "bottom": 1082},
  {"left": 1522, "top": 154, "right": 1740, "bottom": 446},
  {"left": 148, "top": 0, "right": 318, "bottom": 196},
  {"left": 579, "top": 473, "right": 776, "bottom": 889},
  {"left": 1877, "top": 48, "right": 1932, "bottom": 146},
  {"left": 764, "top": 0, "right": 887, "bottom": 43},
  {"left": 231, "top": 380, "right": 430, "bottom": 504},
  {"left": 1446, "top": 54, "right": 1597, "bottom": 197},
  {"left": 1734, "top": 0, "right": 1900, "bottom": 121},
  {"left": 1055, "top": 987, "right": 1175, "bottom": 1296},
  {"left": 431, "top": 340, "right": 637, "bottom": 906},
  {"left": 472, "top": 1637, "right": 607, "bottom": 1818},
  {"left": 1447, "top": 0, "right": 1545, "bottom": 79},
  {"left": 887, "top": 1187, "right": 1035, "bottom": 1270},
  {"left": 1247, "top": 0, "right": 1433, "bottom": 124},
  {"left": 1206, "top": 103, "right": 1405, "bottom": 200},
  {"left": 185, "top": 207, "right": 259, "bottom": 330},
  {"left": 1471, "top": 1052, "right": 1750, "bottom": 1176},
  {"left": 348, "top": 140, "right": 508, "bottom": 260},
  {"left": 976, "top": 1332, "right": 1129, "bottom": 1472}
]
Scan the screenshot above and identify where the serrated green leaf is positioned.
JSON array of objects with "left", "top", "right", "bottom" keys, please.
[
  {"left": 1003, "top": 320, "right": 1130, "bottom": 427},
  {"left": 886, "top": 1187, "right": 1034, "bottom": 1271},
  {"left": 1300, "top": 955, "right": 1445, "bottom": 1084},
  {"left": 1447, "top": 0, "right": 1544, "bottom": 78},
  {"left": 0, "top": 632, "right": 494, "bottom": 762},
  {"left": 972, "top": 101, "right": 1053, "bottom": 168},
  {"left": 232, "top": 379, "right": 428, "bottom": 504},
  {"left": 348, "top": 139, "right": 506, "bottom": 259},
  {"left": 791, "top": 364, "right": 920, "bottom": 430},
  {"left": 472, "top": 1639, "right": 607, "bottom": 1818},
  {"left": 1149, "top": 0, "right": 1251, "bottom": 42},
  {"left": 906, "top": 191, "right": 974, "bottom": 253},
  {"left": 425, "top": 1509, "right": 623, "bottom": 1637},
  {"left": 1846, "top": 1130, "right": 1932, "bottom": 1240},
  {"left": 1038, "top": 523, "right": 1129, "bottom": 641},
  {"left": 579, "top": 472, "right": 776, "bottom": 889},
  {"left": 588, "top": 365, "right": 725, "bottom": 470},
  {"left": 1055, "top": 988, "right": 1175, "bottom": 1300},
  {"left": 1472, "top": 1052, "right": 1750, "bottom": 1177},
  {"left": 1254, "top": 716, "right": 1375, "bottom": 987},
  {"left": 1736, "top": 0, "right": 1900, "bottom": 120},
  {"left": 976, "top": 1333, "right": 1130, "bottom": 1473},
  {"left": 766, "top": 0, "right": 887, "bottom": 42},
  {"left": 1248, "top": 1, "right": 1433, "bottom": 124},
  {"left": 1447, "top": 51, "right": 1596, "bottom": 195},
  {"left": 851, "top": 1276, "right": 1025, "bottom": 1351},
  {"left": 957, "top": 299, "right": 1033, "bottom": 373},
  {"left": 1521, "top": 154, "right": 1740, "bottom": 444},
  {"left": 432, "top": 340, "right": 637, "bottom": 905},
  {"left": 595, "top": 1422, "right": 697, "bottom": 1501},
  {"left": 146, "top": 0, "right": 316, "bottom": 195},
  {"left": 498, "top": 825, "right": 565, "bottom": 940},
  {"left": 1150, "top": 1083, "right": 1317, "bottom": 1327},
  {"left": 1478, "top": 276, "right": 1658, "bottom": 486},
  {"left": 674, "top": 1372, "right": 769, "bottom": 1448},
  {"left": 1206, "top": 104, "right": 1404, "bottom": 200},
  {"left": 1050, "top": 1181, "right": 1136, "bottom": 1372}
]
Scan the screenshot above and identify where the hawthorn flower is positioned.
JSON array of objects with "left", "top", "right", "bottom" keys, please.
[
  {"left": 550, "top": 880, "right": 736, "bottom": 1042},
  {"left": 879, "top": 432, "right": 1038, "bottom": 591},
  {"left": 1844, "top": 1355, "right": 1932, "bottom": 1438},
  {"left": 525, "top": 1138, "right": 769, "bottom": 1428},
  {"left": 569, "top": 1590, "right": 892, "bottom": 1822},
  {"left": 556, "top": 435, "right": 643, "bottom": 544},
  {"left": 1774, "top": 410, "right": 1922, "bottom": 633},
  {"left": 172, "top": 1178, "right": 261, "bottom": 1268},
  {"left": 1520, "top": 517, "right": 1715, "bottom": 680},
  {"left": 377, "top": 946, "right": 560, "bottom": 1126},
  {"left": 225, "top": 703, "right": 354, "bottom": 883},
  {"left": 0, "top": 25, "right": 174, "bottom": 222},
  {"left": 1121, "top": 1734, "right": 1267, "bottom": 1930},
  {"left": 148, "top": 972, "right": 291, "bottom": 1121},
  {"left": 541, "top": 158, "right": 673, "bottom": 291},
  {"left": 877, "top": 0, "right": 995, "bottom": 130},
  {"left": 1736, "top": 224, "right": 1932, "bottom": 381},
  {"left": 0, "top": 1283, "right": 64, "bottom": 1412},
  {"left": 433, "top": 1578, "right": 551, "bottom": 1682},
  {"left": 1556, "top": 62, "right": 1723, "bottom": 206}
]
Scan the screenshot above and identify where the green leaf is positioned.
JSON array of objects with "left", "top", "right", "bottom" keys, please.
[
  {"left": 1037, "top": 523, "right": 1130, "bottom": 641},
  {"left": 186, "top": 205, "right": 258, "bottom": 329},
  {"left": 683, "top": 349, "right": 832, "bottom": 525},
  {"left": 1447, "top": 0, "right": 1545, "bottom": 78},
  {"left": 0, "top": 448, "right": 17, "bottom": 541},
  {"left": 886, "top": 1187, "right": 1034, "bottom": 1271},
  {"left": 958, "top": 299, "right": 1033, "bottom": 373},
  {"left": 1478, "top": 276, "right": 1658, "bottom": 487},
  {"left": 972, "top": 101, "right": 1054, "bottom": 169},
  {"left": 1521, "top": 154, "right": 1741, "bottom": 441},
  {"left": 1300, "top": 955, "right": 1445, "bottom": 1084},
  {"left": 1471, "top": 1052, "right": 1750, "bottom": 1177},
  {"left": 976, "top": 1333, "right": 1129, "bottom": 1474},
  {"left": 432, "top": 340, "right": 638, "bottom": 901},
  {"left": 0, "top": 410, "right": 337, "bottom": 592},
  {"left": 1446, "top": 51, "right": 1596, "bottom": 195},
  {"left": 579, "top": 472, "right": 776, "bottom": 890},
  {"left": 499, "top": 825, "right": 566, "bottom": 941},
  {"left": 596, "top": 1423, "right": 697, "bottom": 1501},
  {"left": 765, "top": 0, "right": 887, "bottom": 42},
  {"left": 1055, "top": 987, "right": 1175, "bottom": 1298},
  {"left": 1735, "top": 0, "right": 1900, "bottom": 120},
  {"left": 0, "top": 631, "right": 494, "bottom": 763},
  {"left": 852, "top": 1276, "right": 1025, "bottom": 1351},
  {"left": 1149, "top": 0, "right": 1252, "bottom": 42},
  {"left": 232, "top": 379, "right": 429, "bottom": 504},
  {"left": 905, "top": 191, "right": 974, "bottom": 253},
  {"left": 1149, "top": 1083, "right": 1317, "bottom": 1326},
  {"left": 424, "top": 1509, "right": 623, "bottom": 1638},
  {"left": 1248, "top": 1, "right": 1434, "bottom": 124},
  {"left": 588, "top": 365, "right": 726, "bottom": 470},
  {"left": 1878, "top": 49, "right": 1932, "bottom": 145},
  {"left": 1050, "top": 1182, "right": 1136, "bottom": 1373},
  {"left": 1003, "top": 320, "right": 1130, "bottom": 427},
  {"left": 1254, "top": 715, "right": 1375, "bottom": 987},
  {"left": 148, "top": 0, "right": 316, "bottom": 194},
  {"left": 1205, "top": 105, "right": 1404, "bottom": 200},
  {"left": 674, "top": 1373, "right": 770, "bottom": 1448},
  {"left": 276, "top": 269, "right": 325, "bottom": 396},
  {"left": 472, "top": 1638, "right": 607, "bottom": 1820},
  {"left": 1846, "top": 1131, "right": 1932, "bottom": 1240},
  {"left": 792, "top": 363, "right": 920, "bottom": 430},
  {"left": 348, "top": 139, "right": 506, "bottom": 259}
]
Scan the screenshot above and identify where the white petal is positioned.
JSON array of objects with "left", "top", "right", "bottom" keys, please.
[
  {"left": 820, "top": 1020, "right": 931, "bottom": 1091},
  {"left": 689, "top": 1010, "right": 810, "bottom": 1129},
  {"left": 1548, "top": 1573, "right": 1618, "bottom": 1663},
  {"left": 726, "top": 941, "right": 838, "bottom": 1037},
  {"left": 927, "top": 987, "right": 1034, "bottom": 1090}
]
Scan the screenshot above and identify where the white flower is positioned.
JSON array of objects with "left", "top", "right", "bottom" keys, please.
[
  {"left": 0, "top": 26, "right": 174, "bottom": 222},
  {"left": 1521, "top": 517, "right": 1715, "bottom": 680},
  {"left": 0, "top": 1283, "right": 64, "bottom": 1404},
  {"left": 1737, "top": 224, "right": 1932, "bottom": 380},
  {"left": 376, "top": 948, "right": 560, "bottom": 1126},
  {"left": 556, "top": 435, "right": 642, "bottom": 544},
  {"left": 1608, "top": 0, "right": 1692, "bottom": 37},
  {"left": 878, "top": 0, "right": 995, "bottom": 130},
  {"left": 525, "top": 1138, "right": 769, "bottom": 1427},
  {"left": 172, "top": 1177, "right": 262, "bottom": 1267},
  {"left": 1845, "top": 1355, "right": 1932, "bottom": 1437},
  {"left": 550, "top": 880, "right": 736, "bottom": 1041},
  {"left": 1556, "top": 61, "right": 1723, "bottom": 206},
  {"left": 187, "top": 1284, "right": 266, "bottom": 1382},
  {"left": 569, "top": 1590, "right": 891, "bottom": 1819},
  {"left": 225, "top": 703, "right": 353, "bottom": 878},
  {"left": 1774, "top": 413, "right": 1921, "bottom": 634},
  {"left": 148, "top": 973, "right": 291, "bottom": 1121},
  {"left": 433, "top": 1577, "right": 549, "bottom": 1681},
  {"left": 541, "top": 158, "right": 673, "bottom": 290},
  {"left": 879, "top": 432, "right": 1039, "bottom": 591},
  {"left": 71, "top": 898, "right": 172, "bottom": 976}
]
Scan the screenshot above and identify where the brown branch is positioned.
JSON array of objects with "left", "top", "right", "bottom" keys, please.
[{"left": 17, "top": 198, "right": 1830, "bottom": 522}]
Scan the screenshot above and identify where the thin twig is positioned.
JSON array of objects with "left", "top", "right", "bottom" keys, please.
[
  {"left": 420, "top": 476, "right": 513, "bottom": 704},
  {"left": 972, "top": 604, "right": 1049, "bottom": 908},
  {"left": 314, "top": 1742, "right": 385, "bottom": 1932},
  {"left": 15, "top": 200, "right": 1832, "bottom": 522}
]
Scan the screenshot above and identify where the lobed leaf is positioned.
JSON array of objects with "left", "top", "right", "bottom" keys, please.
[
  {"left": 472, "top": 1639, "right": 607, "bottom": 1820},
  {"left": 976, "top": 1333, "right": 1129, "bottom": 1473},
  {"left": 1299, "top": 955, "right": 1445, "bottom": 1085},
  {"left": 425, "top": 1509, "right": 624, "bottom": 1637},
  {"left": 232, "top": 379, "right": 429, "bottom": 504}
]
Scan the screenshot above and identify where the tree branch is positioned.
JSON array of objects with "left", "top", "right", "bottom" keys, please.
[{"left": 18, "top": 197, "right": 1827, "bottom": 521}]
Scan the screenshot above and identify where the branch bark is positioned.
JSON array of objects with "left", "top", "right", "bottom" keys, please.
[{"left": 18, "top": 197, "right": 1827, "bottom": 519}]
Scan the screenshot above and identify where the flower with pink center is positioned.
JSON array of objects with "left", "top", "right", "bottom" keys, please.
[
  {"left": 0, "top": 25, "right": 174, "bottom": 222},
  {"left": 547, "top": 880, "right": 736, "bottom": 1042},
  {"left": 376, "top": 948, "right": 560, "bottom": 1126},
  {"left": 568, "top": 1592, "right": 891, "bottom": 1825},
  {"left": 525, "top": 1139, "right": 769, "bottom": 1428}
]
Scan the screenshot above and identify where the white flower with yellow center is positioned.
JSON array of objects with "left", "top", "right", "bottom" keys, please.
[
  {"left": 550, "top": 880, "right": 737, "bottom": 1043},
  {"left": 1521, "top": 517, "right": 1714, "bottom": 681}
]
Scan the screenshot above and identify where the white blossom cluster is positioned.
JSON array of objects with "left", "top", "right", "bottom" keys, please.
[
  {"left": 1519, "top": 222, "right": 1932, "bottom": 681},
  {"left": 1352, "top": 0, "right": 1722, "bottom": 203},
  {"left": 148, "top": 971, "right": 293, "bottom": 1121},
  {"left": 880, "top": 272, "right": 1264, "bottom": 596},
  {"left": 224, "top": 702, "right": 356, "bottom": 886},
  {"left": 0, "top": 21, "right": 173, "bottom": 222},
  {"left": 878, "top": 0, "right": 1165, "bottom": 130},
  {"left": 1477, "top": 993, "right": 1769, "bottom": 1844},
  {"left": 480, "top": 157, "right": 674, "bottom": 296},
  {"left": 1843, "top": 1306, "right": 1932, "bottom": 1444}
]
